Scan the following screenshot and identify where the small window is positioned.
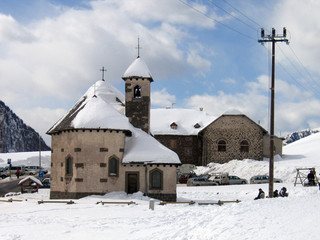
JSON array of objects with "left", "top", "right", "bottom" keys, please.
[
  {"left": 134, "top": 85, "right": 142, "bottom": 98},
  {"left": 170, "top": 122, "right": 178, "bottom": 129},
  {"left": 150, "top": 169, "right": 163, "bottom": 190},
  {"left": 218, "top": 140, "right": 226, "bottom": 152},
  {"left": 65, "top": 156, "right": 73, "bottom": 176},
  {"left": 194, "top": 123, "right": 201, "bottom": 128},
  {"left": 240, "top": 140, "right": 249, "bottom": 152},
  {"left": 108, "top": 157, "right": 119, "bottom": 177}
]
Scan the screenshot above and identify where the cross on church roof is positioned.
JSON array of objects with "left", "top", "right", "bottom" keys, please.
[
  {"left": 136, "top": 36, "right": 142, "bottom": 58},
  {"left": 100, "top": 66, "right": 107, "bottom": 81}
]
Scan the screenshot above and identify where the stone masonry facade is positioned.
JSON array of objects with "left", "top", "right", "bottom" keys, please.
[
  {"left": 154, "top": 135, "right": 202, "bottom": 166},
  {"left": 200, "top": 115, "right": 266, "bottom": 164}
]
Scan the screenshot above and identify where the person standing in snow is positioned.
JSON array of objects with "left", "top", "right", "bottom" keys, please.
[
  {"left": 307, "top": 170, "right": 315, "bottom": 186},
  {"left": 16, "top": 169, "right": 20, "bottom": 179},
  {"left": 254, "top": 188, "right": 265, "bottom": 200},
  {"left": 273, "top": 189, "right": 279, "bottom": 197}
]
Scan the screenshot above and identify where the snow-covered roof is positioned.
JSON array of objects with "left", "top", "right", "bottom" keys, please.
[
  {"left": 47, "top": 80, "right": 127, "bottom": 134},
  {"left": 223, "top": 109, "right": 244, "bottom": 115},
  {"left": 122, "top": 57, "right": 153, "bottom": 81},
  {"left": 150, "top": 108, "right": 216, "bottom": 136},
  {"left": 71, "top": 96, "right": 131, "bottom": 130},
  {"left": 83, "top": 80, "right": 125, "bottom": 113},
  {"left": 123, "top": 126, "right": 180, "bottom": 164},
  {"left": 47, "top": 78, "right": 180, "bottom": 164},
  {"left": 19, "top": 176, "right": 43, "bottom": 186}
]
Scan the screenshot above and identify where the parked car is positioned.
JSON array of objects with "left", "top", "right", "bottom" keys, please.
[
  {"left": 8, "top": 165, "right": 26, "bottom": 176},
  {"left": 40, "top": 178, "right": 50, "bottom": 188},
  {"left": 209, "top": 172, "right": 229, "bottom": 185},
  {"left": 250, "top": 175, "right": 282, "bottom": 184},
  {"left": 0, "top": 169, "right": 9, "bottom": 179},
  {"left": 228, "top": 175, "right": 248, "bottom": 184},
  {"left": 25, "top": 166, "right": 48, "bottom": 175},
  {"left": 187, "top": 177, "right": 218, "bottom": 186}
]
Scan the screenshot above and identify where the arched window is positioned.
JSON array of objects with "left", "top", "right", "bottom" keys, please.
[
  {"left": 108, "top": 157, "right": 119, "bottom": 177},
  {"left": 149, "top": 169, "right": 163, "bottom": 190},
  {"left": 240, "top": 140, "right": 249, "bottom": 152},
  {"left": 218, "top": 140, "right": 227, "bottom": 152},
  {"left": 65, "top": 155, "right": 73, "bottom": 176},
  {"left": 134, "top": 85, "right": 141, "bottom": 98}
]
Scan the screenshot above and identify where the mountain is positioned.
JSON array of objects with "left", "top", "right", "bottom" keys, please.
[
  {"left": 0, "top": 100, "right": 50, "bottom": 153},
  {"left": 284, "top": 129, "right": 320, "bottom": 145}
]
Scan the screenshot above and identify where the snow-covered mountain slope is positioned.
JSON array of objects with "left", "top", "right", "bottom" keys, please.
[
  {"left": 0, "top": 100, "right": 50, "bottom": 153},
  {"left": 284, "top": 128, "right": 319, "bottom": 144}
]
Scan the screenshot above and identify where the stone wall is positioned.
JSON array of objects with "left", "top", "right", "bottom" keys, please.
[
  {"left": 154, "top": 135, "right": 202, "bottom": 166},
  {"left": 125, "top": 78, "right": 151, "bottom": 133},
  {"left": 201, "top": 115, "right": 265, "bottom": 164}
]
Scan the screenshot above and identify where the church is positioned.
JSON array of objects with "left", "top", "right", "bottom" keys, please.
[{"left": 47, "top": 57, "right": 181, "bottom": 202}]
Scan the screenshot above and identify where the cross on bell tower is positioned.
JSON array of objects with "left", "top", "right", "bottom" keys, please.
[{"left": 136, "top": 36, "right": 142, "bottom": 58}]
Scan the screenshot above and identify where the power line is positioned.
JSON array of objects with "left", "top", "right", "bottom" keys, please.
[
  {"left": 221, "top": 0, "right": 263, "bottom": 29},
  {"left": 276, "top": 45, "right": 320, "bottom": 97},
  {"left": 206, "top": 0, "right": 258, "bottom": 32},
  {"left": 177, "top": 0, "right": 256, "bottom": 41}
]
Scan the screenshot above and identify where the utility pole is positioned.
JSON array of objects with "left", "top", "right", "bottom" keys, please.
[{"left": 258, "top": 28, "right": 289, "bottom": 198}]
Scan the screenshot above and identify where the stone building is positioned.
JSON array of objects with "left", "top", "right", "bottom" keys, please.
[
  {"left": 151, "top": 108, "right": 215, "bottom": 166},
  {"left": 47, "top": 57, "right": 181, "bottom": 201},
  {"left": 200, "top": 111, "right": 266, "bottom": 165},
  {"left": 151, "top": 109, "right": 283, "bottom": 166}
]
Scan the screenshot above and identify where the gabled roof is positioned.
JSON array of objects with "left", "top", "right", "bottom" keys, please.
[
  {"left": 200, "top": 110, "right": 268, "bottom": 134},
  {"left": 123, "top": 126, "right": 180, "bottom": 164},
  {"left": 18, "top": 176, "right": 43, "bottom": 186},
  {"left": 47, "top": 79, "right": 180, "bottom": 165},
  {"left": 47, "top": 80, "right": 127, "bottom": 134},
  {"left": 150, "top": 108, "right": 216, "bottom": 136},
  {"left": 122, "top": 57, "right": 153, "bottom": 81}
]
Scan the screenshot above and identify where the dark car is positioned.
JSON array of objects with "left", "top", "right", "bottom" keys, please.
[{"left": 40, "top": 178, "right": 50, "bottom": 188}]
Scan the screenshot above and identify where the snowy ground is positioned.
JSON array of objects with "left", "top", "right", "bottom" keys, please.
[{"left": 1, "top": 133, "right": 320, "bottom": 240}]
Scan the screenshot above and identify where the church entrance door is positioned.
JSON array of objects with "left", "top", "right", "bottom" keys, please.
[{"left": 126, "top": 172, "right": 139, "bottom": 194}]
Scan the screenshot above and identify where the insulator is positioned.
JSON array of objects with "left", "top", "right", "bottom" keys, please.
[
  {"left": 272, "top": 28, "right": 276, "bottom": 37},
  {"left": 261, "top": 28, "right": 265, "bottom": 38},
  {"left": 283, "top": 27, "right": 287, "bottom": 37}
]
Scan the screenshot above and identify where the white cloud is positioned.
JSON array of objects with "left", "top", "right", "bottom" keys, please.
[
  {"left": 272, "top": 0, "right": 320, "bottom": 75},
  {"left": 186, "top": 75, "right": 320, "bottom": 136},
  {"left": 15, "top": 107, "right": 67, "bottom": 145},
  {"left": 151, "top": 89, "right": 176, "bottom": 108},
  {"left": 221, "top": 78, "right": 236, "bottom": 84},
  {"left": 0, "top": 0, "right": 224, "bottom": 143}
]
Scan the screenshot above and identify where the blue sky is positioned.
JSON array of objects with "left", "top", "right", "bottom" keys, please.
[{"left": 1, "top": 0, "right": 320, "bottom": 145}]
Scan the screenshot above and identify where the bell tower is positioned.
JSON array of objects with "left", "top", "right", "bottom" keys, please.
[{"left": 122, "top": 57, "right": 153, "bottom": 134}]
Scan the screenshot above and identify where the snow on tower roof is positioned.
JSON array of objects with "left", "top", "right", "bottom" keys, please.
[
  {"left": 122, "top": 57, "right": 153, "bottom": 80},
  {"left": 150, "top": 108, "right": 216, "bottom": 136},
  {"left": 123, "top": 126, "right": 180, "bottom": 164}
]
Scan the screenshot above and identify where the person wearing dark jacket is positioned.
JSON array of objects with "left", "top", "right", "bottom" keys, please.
[
  {"left": 254, "top": 188, "right": 265, "bottom": 200},
  {"left": 307, "top": 170, "right": 315, "bottom": 186},
  {"left": 279, "top": 187, "right": 288, "bottom": 197},
  {"left": 273, "top": 189, "right": 279, "bottom": 197}
]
